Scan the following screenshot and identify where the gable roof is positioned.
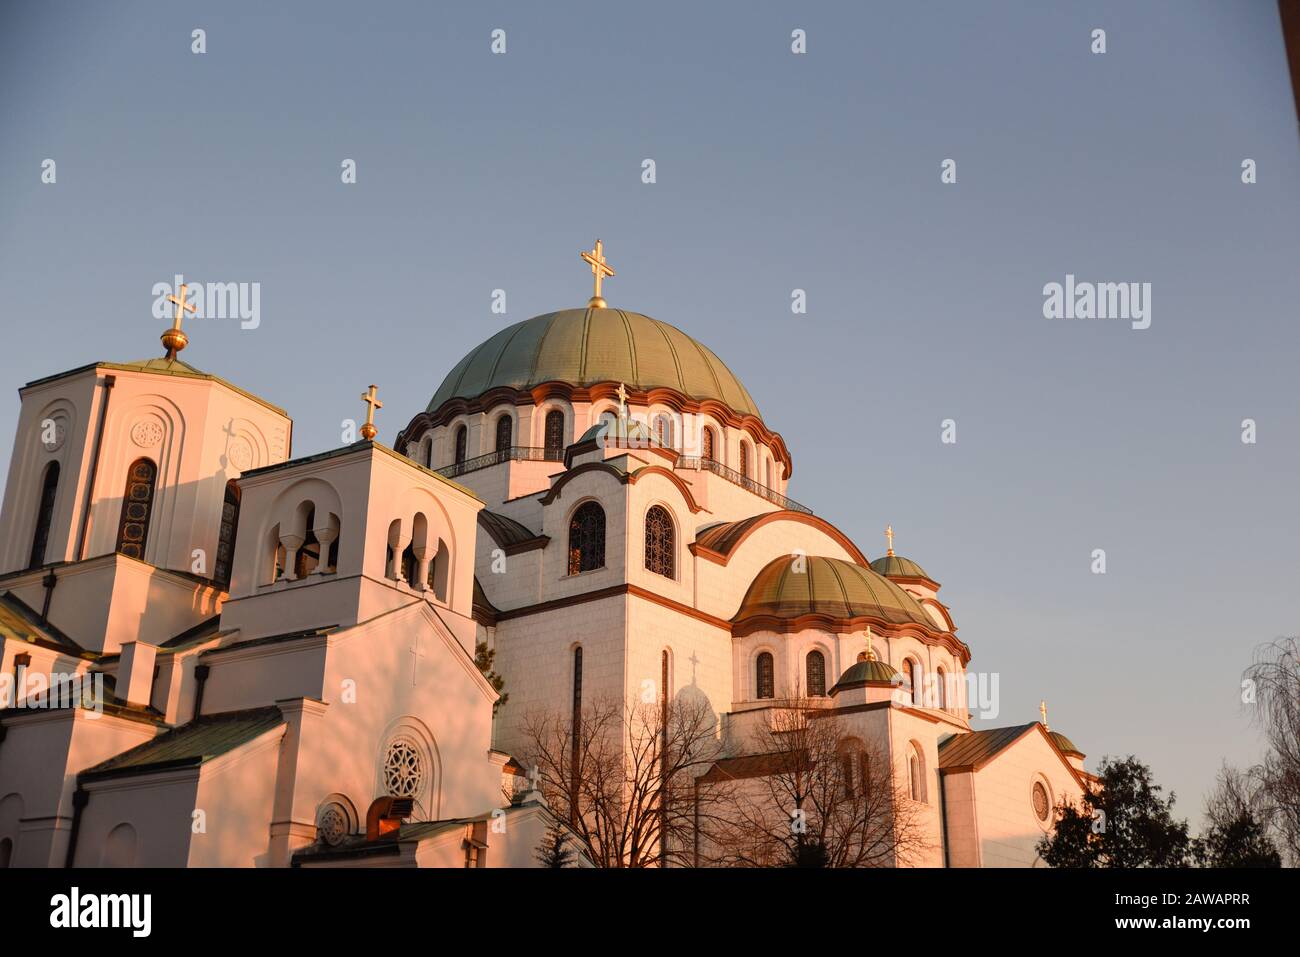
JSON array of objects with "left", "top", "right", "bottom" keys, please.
[
  {"left": 79, "top": 706, "right": 284, "bottom": 781},
  {"left": 938, "top": 723, "right": 1037, "bottom": 772}
]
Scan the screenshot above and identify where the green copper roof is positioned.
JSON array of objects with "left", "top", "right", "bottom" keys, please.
[
  {"left": 734, "top": 555, "right": 936, "bottom": 630},
  {"left": 833, "top": 658, "right": 899, "bottom": 688},
  {"left": 1049, "top": 730, "right": 1083, "bottom": 756},
  {"left": 870, "top": 554, "right": 932, "bottom": 581},
  {"left": 80, "top": 707, "right": 284, "bottom": 780},
  {"left": 428, "top": 309, "right": 760, "bottom": 418}
]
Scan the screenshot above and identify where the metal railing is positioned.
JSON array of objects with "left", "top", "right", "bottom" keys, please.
[
  {"left": 677, "top": 456, "right": 812, "bottom": 514},
  {"left": 435, "top": 445, "right": 563, "bottom": 479}
]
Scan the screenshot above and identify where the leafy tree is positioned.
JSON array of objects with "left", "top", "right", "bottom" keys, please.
[
  {"left": 1195, "top": 764, "right": 1281, "bottom": 868},
  {"left": 1037, "top": 755, "right": 1192, "bottom": 867},
  {"left": 474, "top": 641, "right": 507, "bottom": 715},
  {"left": 534, "top": 819, "right": 576, "bottom": 868}
]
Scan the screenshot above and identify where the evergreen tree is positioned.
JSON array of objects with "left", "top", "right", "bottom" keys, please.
[
  {"left": 535, "top": 820, "right": 575, "bottom": 868},
  {"left": 1037, "top": 755, "right": 1192, "bottom": 867}
]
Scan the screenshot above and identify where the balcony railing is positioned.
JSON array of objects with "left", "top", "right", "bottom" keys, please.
[
  {"left": 435, "top": 445, "right": 563, "bottom": 479},
  {"left": 677, "top": 456, "right": 812, "bottom": 514}
]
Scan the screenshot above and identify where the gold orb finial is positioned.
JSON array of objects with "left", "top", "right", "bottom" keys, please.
[
  {"left": 162, "top": 283, "right": 197, "bottom": 359},
  {"left": 360, "top": 384, "right": 383, "bottom": 442},
  {"left": 580, "top": 238, "right": 615, "bottom": 308}
]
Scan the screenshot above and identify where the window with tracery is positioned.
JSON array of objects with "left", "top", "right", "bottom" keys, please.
[
  {"left": 545, "top": 410, "right": 565, "bottom": 457},
  {"left": 28, "top": 461, "right": 59, "bottom": 569},
  {"left": 806, "top": 650, "right": 826, "bottom": 697},
  {"left": 495, "top": 415, "right": 512, "bottom": 453},
  {"left": 214, "top": 480, "right": 240, "bottom": 586},
  {"left": 1032, "top": 781, "right": 1050, "bottom": 822},
  {"left": 654, "top": 414, "right": 674, "bottom": 448},
  {"left": 383, "top": 740, "right": 425, "bottom": 799},
  {"left": 644, "top": 505, "right": 674, "bottom": 578},
  {"left": 115, "top": 458, "right": 157, "bottom": 560},
  {"left": 739, "top": 442, "right": 751, "bottom": 479},
  {"left": 568, "top": 502, "right": 605, "bottom": 574},
  {"left": 701, "top": 427, "right": 715, "bottom": 462},
  {"left": 756, "top": 651, "right": 775, "bottom": 699}
]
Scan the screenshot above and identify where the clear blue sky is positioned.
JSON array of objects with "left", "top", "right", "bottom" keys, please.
[{"left": 2, "top": 1, "right": 1297, "bottom": 826}]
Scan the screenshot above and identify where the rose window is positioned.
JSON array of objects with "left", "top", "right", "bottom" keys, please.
[{"left": 383, "top": 741, "right": 424, "bottom": 799}]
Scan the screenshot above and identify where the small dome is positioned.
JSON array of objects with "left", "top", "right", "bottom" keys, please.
[
  {"left": 833, "top": 658, "right": 899, "bottom": 688},
  {"left": 870, "top": 554, "right": 931, "bottom": 581},
  {"left": 428, "top": 308, "right": 760, "bottom": 418},
  {"left": 734, "top": 555, "right": 936, "bottom": 631},
  {"left": 1048, "top": 730, "right": 1083, "bottom": 756}
]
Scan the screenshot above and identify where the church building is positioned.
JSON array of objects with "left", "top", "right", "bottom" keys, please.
[{"left": 0, "top": 242, "right": 1095, "bottom": 867}]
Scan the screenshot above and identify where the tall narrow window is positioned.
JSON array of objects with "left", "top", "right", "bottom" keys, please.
[
  {"left": 115, "top": 458, "right": 157, "bottom": 560},
  {"left": 454, "top": 425, "right": 468, "bottom": 465},
  {"left": 765, "top": 459, "right": 773, "bottom": 489},
  {"left": 495, "top": 415, "right": 512, "bottom": 453},
  {"left": 756, "top": 652, "right": 774, "bottom": 699},
  {"left": 28, "top": 462, "right": 60, "bottom": 569},
  {"left": 545, "top": 410, "right": 565, "bottom": 458},
  {"left": 214, "top": 480, "right": 240, "bottom": 586},
  {"left": 806, "top": 650, "right": 826, "bottom": 697},
  {"left": 570, "top": 646, "right": 584, "bottom": 813},
  {"left": 295, "top": 506, "right": 321, "bottom": 578},
  {"left": 908, "top": 743, "right": 926, "bottom": 803},
  {"left": 701, "top": 427, "right": 715, "bottom": 462},
  {"left": 644, "top": 505, "right": 674, "bottom": 578},
  {"left": 935, "top": 666, "right": 947, "bottom": 710},
  {"left": 910, "top": 660, "right": 923, "bottom": 707},
  {"left": 739, "top": 442, "right": 751, "bottom": 479},
  {"left": 654, "top": 414, "right": 674, "bottom": 449},
  {"left": 567, "top": 502, "right": 605, "bottom": 574}
]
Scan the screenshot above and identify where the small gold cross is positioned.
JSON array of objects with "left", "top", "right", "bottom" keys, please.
[
  {"left": 161, "top": 283, "right": 197, "bottom": 359},
  {"left": 580, "top": 239, "right": 615, "bottom": 308},
  {"left": 1039, "top": 699, "right": 1048, "bottom": 729},
  {"left": 885, "top": 524, "right": 895, "bottom": 557},
  {"left": 616, "top": 382, "right": 628, "bottom": 418},
  {"left": 360, "top": 384, "right": 383, "bottom": 441}
]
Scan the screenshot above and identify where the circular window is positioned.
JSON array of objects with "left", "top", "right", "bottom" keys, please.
[
  {"left": 1032, "top": 781, "right": 1050, "bottom": 822},
  {"left": 317, "top": 803, "right": 350, "bottom": 846},
  {"left": 383, "top": 741, "right": 425, "bottom": 799}
]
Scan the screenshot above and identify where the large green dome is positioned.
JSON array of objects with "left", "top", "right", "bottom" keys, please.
[
  {"left": 734, "top": 556, "right": 936, "bottom": 630},
  {"left": 427, "top": 308, "right": 760, "bottom": 418}
]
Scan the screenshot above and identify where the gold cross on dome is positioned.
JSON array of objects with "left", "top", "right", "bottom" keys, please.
[
  {"left": 580, "top": 239, "right": 615, "bottom": 308},
  {"left": 885, "top": 524, "right": 895, "bottom": 557},
  {"left": 360, "top": 384, "right": 383, "bottom": 441},
  {"left": 161, "top": 283, "right": 197, "bottom": 359}
]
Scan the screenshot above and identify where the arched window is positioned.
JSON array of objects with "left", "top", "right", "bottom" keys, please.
[
  {"left": 756, "top": 652, "right": 775, "bottom": 699},
  {"left": 806, "top": 650, "right": 826, "bottom": 697},
  {"left": 644, "top": 505, "right": 674, "bottom": 578},
  {"left": 567, "top": 502, "right": 605, "bottom": 574},
  {"left": 545, "top": 410, "right": 565, "bottom": 458},
  {"left": 0, "top": 836, "right": 11, "bottom": 868},
  {"left": 101, "top": 822, "right": 138, "bottom": 867},
  {"left": 908, "top": 742, "right": 927, "bottom": 803},
  {"left": 909, "top": 659, "right": 923, "bottom": 707},
  {"left": 115, "top": 458, "right": 157, "bottom": 560},
  {"left": 214, "top": 480, "right": 240, "bottom": 586},
  {"left": 739, "top": 442, "right": 751, "bottom": 479},
  {"left": 495, "top": 415, "right": 512, "bottom": 453},
  {"left": 701, "top": 427, "right": 715, "bottom": 462},
  {"left": 28, "top": 461, "right": 60, "bottom": 569},
  {"left": 454, "top": 425, "right": 468, "bottom": 465},
  {"left": 654, "top": 414, "right": 674, "bottom": 449},
  {"left": 935, "top": 666, "right": 947, "bottom": 710},
  {"left": 424, "top": 438, "right": 434, "bottom": 469},
  {"left": 765, "top": 459, "right": 773, "bottom": 489}
]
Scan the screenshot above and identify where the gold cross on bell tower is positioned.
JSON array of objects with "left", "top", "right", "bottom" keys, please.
[
  {"left": 359, "top": 385, "right": 383, "bottom": 441},
  {"left": 885, "top": 524, "right": 895, "bottom": 557},
  {"left": 162, "top": 283, "right": 197, "bottom": 359},
  {"left": 580, "top": 239, "right": 615, "bottom": 308}
]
